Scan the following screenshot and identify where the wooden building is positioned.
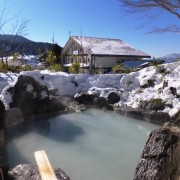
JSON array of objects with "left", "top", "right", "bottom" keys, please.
[{"left": 61, "top": 36, "right": 151, "bottom": 73}]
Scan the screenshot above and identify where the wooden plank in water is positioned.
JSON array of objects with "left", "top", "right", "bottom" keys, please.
[{"left": 34, "top": 150, "right": 57, "bottom": 180}]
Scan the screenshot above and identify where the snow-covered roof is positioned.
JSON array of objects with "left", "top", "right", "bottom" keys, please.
[{"left": 72, "top": 36, "right": 150, "bottom": 58}]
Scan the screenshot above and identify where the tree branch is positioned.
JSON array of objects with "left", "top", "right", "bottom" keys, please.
[
  {"left": 149, "top": 25, "right": 180, "bottom": 33},
  {"left": 0, "top": 0, "right": 29, "bottom": 70},
  {"left": 120, "top": 0, "right": 180, "bottom": 33}
]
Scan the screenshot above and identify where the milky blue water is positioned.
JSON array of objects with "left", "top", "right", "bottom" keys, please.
[{"left": 7, "top": 108, "right": 160, "bottom": 180}]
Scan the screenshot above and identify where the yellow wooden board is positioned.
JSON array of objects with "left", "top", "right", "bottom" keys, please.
[{"left": 34, "top": 150, "right": 57, "bottom": 180}]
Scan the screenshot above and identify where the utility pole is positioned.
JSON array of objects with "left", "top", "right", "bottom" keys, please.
[
  {"left": 69, "top": 31, "right": 71, "bottom": 37},
  {"left": 52, "top": 33, "right": 55, "bottom": 44}
]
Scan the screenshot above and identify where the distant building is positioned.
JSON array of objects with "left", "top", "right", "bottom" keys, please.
[{"left": 61, "top": 36, "right": 151, "bottom": 73}]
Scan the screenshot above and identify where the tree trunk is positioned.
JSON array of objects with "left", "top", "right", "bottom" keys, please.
[
  {"left": 5, "top": 57, "right": 9, "bottom": 70},
  {"left": 0, "top": 57, "right": 6, "bottom": 69}
]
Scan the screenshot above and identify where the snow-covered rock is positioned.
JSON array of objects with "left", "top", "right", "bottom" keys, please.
[
  {"left": 114, "top": 62, "right": 180, "bottom": 117},
  {"left": 0, "top": 72, "right": 19, "bottom": 93}
]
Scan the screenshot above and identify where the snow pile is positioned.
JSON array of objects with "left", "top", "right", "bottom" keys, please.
[
  {"left": 0, "top": 71, "right": 123, "bottom": 104},
  {"left": 89, "top": 74, "right": 123, "bottom": 88},
  {"left": 0, "top": 61, "right": 180, "bottom": 117},
  {"left": 0, "top": 72, "right": 19, "bottom": 93},
  {"left": 20, "top": 71, "right": 123, "bottom": 96},
  {"left": 118, "top": 62, "right": 180, "bottom": 117}
]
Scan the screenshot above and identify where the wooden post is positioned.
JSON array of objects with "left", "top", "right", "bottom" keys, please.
[{"left": 34, "top": 150, "right": 57, "bottom": 180}]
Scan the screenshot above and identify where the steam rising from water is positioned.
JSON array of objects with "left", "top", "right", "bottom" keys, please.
[{"left": 7, "top": 109, "right": 160, "bottom": 180}]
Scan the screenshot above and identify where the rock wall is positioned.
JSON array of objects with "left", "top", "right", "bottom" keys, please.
[
  {"left": 115, "top": 106, "right": 171, "bottom": 125},
  {"left": 133, "top": 128, "right": 180, "bottom": 180}
]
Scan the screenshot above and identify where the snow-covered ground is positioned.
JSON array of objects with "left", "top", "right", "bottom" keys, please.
[
  {"left": 7, "top": 55, "right": 44, "bottom": 67},
  {"left": 0, "top": 61, "right": 180, "bottom": 117}
]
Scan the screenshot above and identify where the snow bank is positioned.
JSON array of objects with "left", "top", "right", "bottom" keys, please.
[
  {"left": 0, "top": 61, "right": 180, "bottom": 117},
  {"left": 20, "top": 71, "right": 123, "bottom": 96},
  {"left": 0, "top": 71, "right": 123, "bottom": 105},
  {"left": 89, "top": 74, "right": 123, "bottom": 88}
]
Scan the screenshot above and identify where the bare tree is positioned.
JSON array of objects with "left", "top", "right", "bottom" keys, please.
[
  {"left": 120, "top": 0, "right": 180, "bottom": 33},
  {"left": 0, "top": 1, "right": 29, "bottom": 70}
]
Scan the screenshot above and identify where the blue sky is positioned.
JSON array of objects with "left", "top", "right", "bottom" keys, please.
[{"left": 0, "top": 0, "right": 180, "bottom": 57}]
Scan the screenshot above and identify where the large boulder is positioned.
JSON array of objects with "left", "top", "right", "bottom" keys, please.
[
  {"left": 9, "top": 75, "right": 49, "bottom": 117},
  {"left": 94, "top": 97, "right": 113, "bottom": 111},
  {"left": 36, "top": 96, "right": 66, "bottom": 115},
  {"left": 0, "top": 101, "right": 6, "bottom": 165},
  {"left": 6, "top": 164, "right": 70, "bottom": 180},
  {"left": 133, "top": 128, "right": 180, "bottom": 180},
  {"left": 140, "top": 98, "right": 165, "bottom": 111},
  {"left": 94, "top": 97, "right": 107, "bottom": 108},
  {"left": 107, "top": 92, "right": 120, "bottom": 104},
  {"left": 0, "top": 130, "right": 6, "bottom": 165},
  {"left": 171, "top": 110, "right": 180, "bottom": 127},
  {"left": 0, "top": 100, "right": 5, "bottom": 129},
  {"left": 74, "top": 92, "right": 95, "bottom": 105},
  {"left": 8, "top": 75, "right": 66, "bottom": 118}
]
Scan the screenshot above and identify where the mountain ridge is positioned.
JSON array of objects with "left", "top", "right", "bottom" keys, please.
[
  {"left": 0, "top": 34, "right": 32, "bottom": 43},
  {"left": 0, "top": 34, "right": 62, "bottom": 55},
  {"left": 159, "top": 53, "right": 180, "bottom": 63}
]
